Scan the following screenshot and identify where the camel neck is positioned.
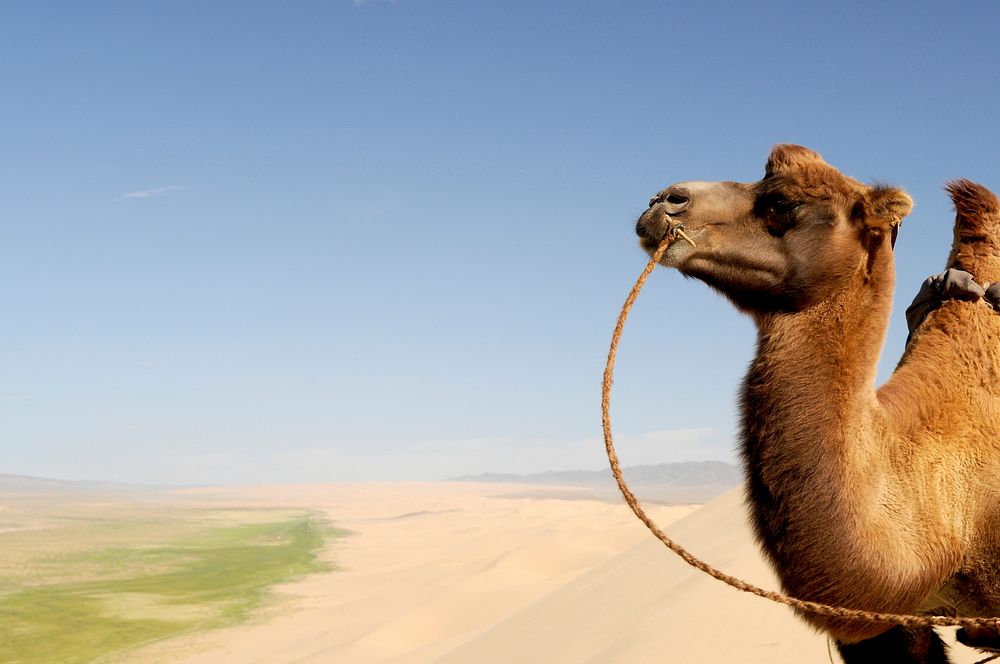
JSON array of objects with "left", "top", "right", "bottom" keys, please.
[
  {"left": 747, "top": 273, "right": 892, "bottom": 436},
  {"left": 739, "top": 262, "right": 898, "bottom": 601},
  {"left": 741, "top": 277, "right": 892, "bottom": 496}
]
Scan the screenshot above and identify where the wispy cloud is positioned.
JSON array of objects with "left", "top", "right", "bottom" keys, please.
[{"left": 122, "top": 185, "right": 184, "bottom": 199}]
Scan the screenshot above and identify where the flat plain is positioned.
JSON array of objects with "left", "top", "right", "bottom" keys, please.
[{"left": 0, "top": 489, "right": 331, "bottom": 663}]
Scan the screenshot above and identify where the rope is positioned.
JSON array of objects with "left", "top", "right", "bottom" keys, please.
[{"left": 601, "top": 236, "right": 1000, "bottom": 630}]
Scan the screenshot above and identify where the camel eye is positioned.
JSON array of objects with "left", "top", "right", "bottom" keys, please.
[
  {"left": 768, "top": 199, "right": 801, "bottom": 214},
  {"left": 756, "top": 192, "right": 800, "bottom": 217},
  {"left": 760, "top": 198, "right": 801, "bottom": 237}
]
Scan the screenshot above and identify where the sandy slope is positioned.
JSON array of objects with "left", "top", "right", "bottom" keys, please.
[
  {"left": 127, "top": 482, "right": 696, "bottom": 663},
  {"left": 129, "top": 482, "right": 986, "bottom": 663},
  {"left": 436, "top": 486, "right": 829, "bottom": 663},
  {"left": 436, "top": 488, "right": 984, "bottom": 664}
]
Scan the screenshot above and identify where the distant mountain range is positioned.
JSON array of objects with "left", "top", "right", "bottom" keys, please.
[
  {"left": 0, "top": 473, "right": 160, "bottom": 494},
  {"left": 448, "top": 461, "right": 741, "bottom": 488}
]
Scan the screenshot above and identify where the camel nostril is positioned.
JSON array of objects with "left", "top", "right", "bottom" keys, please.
[
  {"left": 650, "top": 186, "right": 691, "bottom": 214},
  {"left": 661, "top": 187, "right": 691, "bottom": 214}
]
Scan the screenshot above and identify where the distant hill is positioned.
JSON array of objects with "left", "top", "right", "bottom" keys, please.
[
  {"left": 0, "top": 473, "right": 160, "bottom": 494},
  {"left": 449, "top": 461, "right": 741, "bottom": 489}
]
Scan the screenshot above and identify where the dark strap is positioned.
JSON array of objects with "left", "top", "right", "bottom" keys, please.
[
  {"left": 905, "top": 269, "right": 1000, "bottom": 342},
  {"left": 988, "top": 282, "right": 1000, "bottom": 310}
]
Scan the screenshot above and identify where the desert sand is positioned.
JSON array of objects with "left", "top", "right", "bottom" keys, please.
[{"left": 126, "top": 482, "right": 986, "bottom": 663}]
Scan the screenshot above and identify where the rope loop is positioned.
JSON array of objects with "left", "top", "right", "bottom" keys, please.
[{"left": 602, "top": 238, "right": 1000, "bottom": 630}]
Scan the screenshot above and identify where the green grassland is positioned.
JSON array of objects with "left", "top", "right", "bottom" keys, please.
[{"left": 0, "top": 494, "right": 339, "bottom": 663}]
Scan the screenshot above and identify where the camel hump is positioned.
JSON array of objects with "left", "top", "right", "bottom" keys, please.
[{"left": 945, "top": 179, "right": 1000, "bottom": 284}]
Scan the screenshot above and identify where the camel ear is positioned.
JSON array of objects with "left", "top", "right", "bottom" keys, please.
[{"left": 862, "top": 185, "right": 913, "bottom": 229}]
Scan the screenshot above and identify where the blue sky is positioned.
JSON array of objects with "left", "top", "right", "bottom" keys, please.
[{"left": 4, "top": 1, "right": 1000, "bottom": 484}]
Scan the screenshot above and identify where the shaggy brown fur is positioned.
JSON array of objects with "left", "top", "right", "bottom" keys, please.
[{"left": 636, "top": 145, "right": 1000, "bottom": 663}]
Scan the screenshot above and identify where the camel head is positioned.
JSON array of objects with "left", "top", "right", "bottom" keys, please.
[{"left": 635, "top": 145, "right": 914, "bottom": 312}]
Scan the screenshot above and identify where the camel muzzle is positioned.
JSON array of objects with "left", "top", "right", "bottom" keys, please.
[{"left": 636, "top": 204, "right": 697, "bottom": 248}]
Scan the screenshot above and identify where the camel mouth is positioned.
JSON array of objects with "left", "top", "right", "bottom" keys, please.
[
  {"left": 637, "top": 213, "right": 705, "bottom": 249},
  {"left": 639, "top": 227, "right": 706, "bottom": 267}
]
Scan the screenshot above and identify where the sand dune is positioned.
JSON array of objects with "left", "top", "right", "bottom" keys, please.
[
  {"left": 436, "top": 487, "right": 830, "bottom": 663},
  {"left": 127, "top": 482, "right": 696, "bottom": 663},
  {"left": 436, "top": 488, "right": 984, "bottom": 664},
  {"left": 127, "top": 482, "right": 987, "bottom": 663}
]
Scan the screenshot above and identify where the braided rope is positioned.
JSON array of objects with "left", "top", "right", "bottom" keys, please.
[{"left": 601, "top": 237, "right": 1000, "bottom": 630}]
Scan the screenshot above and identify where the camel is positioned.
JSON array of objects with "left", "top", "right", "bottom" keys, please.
[{"left": 634, "top": 145, "right": 1000, "bottom": 663}]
